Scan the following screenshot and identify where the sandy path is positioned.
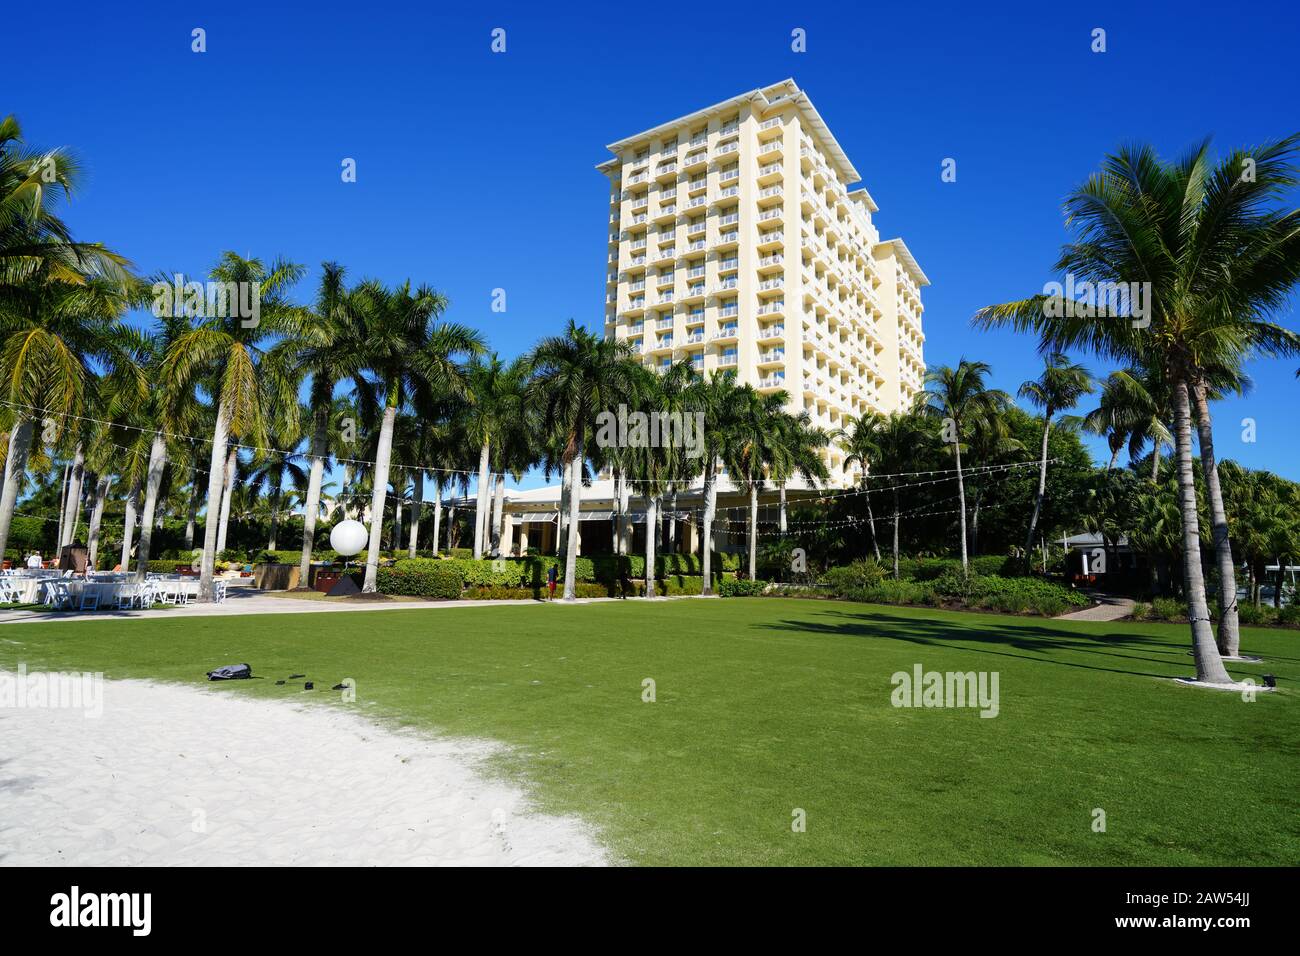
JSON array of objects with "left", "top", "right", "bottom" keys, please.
[{"left": 0, "top": 675, "right": 607, "bottom": 866}]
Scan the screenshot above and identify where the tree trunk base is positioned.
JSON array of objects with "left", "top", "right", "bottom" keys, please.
[
  {"left": 1171, "top": 677, "right": 1271, "bottom": 692},
  {"left": 1185, "top": 652, "right": 1262, "bottom": 663}
]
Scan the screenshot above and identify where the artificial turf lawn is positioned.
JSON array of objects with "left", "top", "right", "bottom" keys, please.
[{"left": 3, "top": 598, "right": 1296, "bottom": 866}]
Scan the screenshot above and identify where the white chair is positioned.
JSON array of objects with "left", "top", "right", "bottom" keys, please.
[
  {"left": 0, "top": 579, "right": 22, "bottom": 604},
  {"left": 78, "top": 584, "right": 102, "bottom": 612},
  {"left": 213, "top": 580, "right": 227, "bottom": 604},
  {"left": 42, "top": 580, "right": 72, "bottom": 610}
]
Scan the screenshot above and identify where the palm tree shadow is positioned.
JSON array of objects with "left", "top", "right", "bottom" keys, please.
[{"left": 757, "top": 608, "right": 1193, "bottom": 680}]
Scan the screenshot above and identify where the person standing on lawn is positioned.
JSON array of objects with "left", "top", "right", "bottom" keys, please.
[{"left": 547, "top": 563, "right": 558, "bottom": 601}]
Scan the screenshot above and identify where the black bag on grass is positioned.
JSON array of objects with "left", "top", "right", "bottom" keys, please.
[{"left": 207, "top": 663, "right": 252, "bottom": 681}]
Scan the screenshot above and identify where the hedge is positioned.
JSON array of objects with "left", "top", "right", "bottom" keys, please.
[
  {"left": 374, "top": 560, "right": 461, "bottom": 599},
  {"left": 719, "top": 578, "right": 767, "bottom": 597}
]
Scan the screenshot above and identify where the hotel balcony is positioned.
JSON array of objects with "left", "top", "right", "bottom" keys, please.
[
  {"left": 718, "top": 257, "right": 739, "bottom": 274},
  {"left": 758, "top": 116, "right": 784, "bottom": 138},
  {"left": 715, "top": 141, "right": 739, "bottom": 158},
  {"left": 714, "top": 185, "right": 740, "bottom": 203},
  {"left": 652, "top": 247, "right": 675, "bottom": 263},
  {"left": 717, "top": 212, "right": 740, "bottom": 230},
  {"left": 758, "top": 348, "right": 786, "bottom": 366},
  {"left": 624, "top": 300, "right": 646, "bottom": 317},
  {"left": 714, "top": 231, "right": 740, "bottom": 251},
  {"left": 711, "top": 325, "right": 739, "bottom": 342},
  {"left": 718, "top": 305, "right": 739, "bottom": 319},
  {"left": 682, "top": 331, "right": 705, "bottom": 346},
  {"left": 712, "top": 279, "right": 739, "bottom": 295},
  {"left": 717, "top": 353, "right": 739, "bottom": 368},
  {"left": 757, "top": 373, "right": 787, "bottom": 389},
  {"left": 626, "top": 321, "right": 644, "bottom": 335},
  {"left": 686, "top": 220, "right": 708, "bottom": 237},
  {"left": 686, "top": 265, "right": 707, "bottom": 280},
  {"left": 719, "top": 169, "right": 740, "bottom": 186},
  {"left": 758, "top": 140, "right": 784, "bottom": 159},
  {"left": 757, "top": 185, "right": 784, "bottom": 207},
  {"left": 757, "top": 253, "right": 784, "bottom": 274},
  {"left": 683, "top": 150, "right": 708, "bottom": 170},
  {"left": 655, "top": 163, "right": 678, "bottom": 181},
  {"left": 654, "top": 205, "right": 677, "bottom": 223},
  {"left": 757, "top": 277, "right": 785, "bottom": 295},
  {"left": 757, "top": 162, "right": 783, "bottom": 186},
  {"left": 685, "top": 311, "right": 706, "bottom": 326},
  {"left": 756, "top": 301, "right": 786, "bottom": 318},
  {"left": 655, "top": 316, "right": 674, "bottom": 331},
  {"left": 649, "top": 337, "right": 674, "bottom": 353},
  {"left": 758, "top": 208, "right": 785, "bottom": 226},
  {"left": 755, "top": 230, "right": 784, "bottom": 251},
  {"left": 683, "top": 284, "right": 707, "bottom": 303},
  {"left": 756, "top": 324, "right": 785, "bottom": 342}
]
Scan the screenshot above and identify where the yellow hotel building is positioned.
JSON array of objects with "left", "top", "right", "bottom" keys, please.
[{"left": 597, "top": 78, "right": 928, "bottom": 485}]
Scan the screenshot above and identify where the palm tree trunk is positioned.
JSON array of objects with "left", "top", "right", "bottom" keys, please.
[
  {"left": 408, "top": 471, "right": 424, "bottom": 559},
  {"left": 216, "top": 445, "right": 237, "bottom": 555},
  {"left": 954, "top": 441, "right": 969, "bottom": 572},
  {"left": 298, "top": 419, "right": 328, "bottom": 586},
  {"left": 491, "top": 473, "right": 505, "bottom": 557},
  {"left": 1172, "top": 379, "right": 1232, "bottom": 684},
  {"left": 431, "top": 482, "right": 442, "bottom": 555},
  {"left": 1107, "top": 444, "right": 1121, "bottom": 471},
  {"left": 971, "top": 488, "right": 982, "bottom": 556},
  {"left": 473, "top": 441, "right": 490, "bottom": 559},
  {"left": 184, "top": 462, "right": 199, "bottom": 550},
  {"left": 198, "top": 400, "right": 231, "bottom": 601},
  {"left": 134, "top": 431, "right": 168, "bottom": 581},
  {"left": 644, "top": 494, "right": 659, "bottom": 597},
  {"left": 267, "top": 488, "right": 281, "bottom": 551},
  {"left": 446, "top": 500, "right": 456, "bottom": 550},
  {"left": 1150, "top": 447, "right": 1161, "bottom": 482},
  {"left": 892, "top": 486, "right": 900, "bottom": 579},
  {"left": 668, "top": 489, "right": 678, "bottom": 553},
  {"left": 1024, "top": 413, "right": 1052, "bottom": 565},
  {"left": 0, "top": 419, "right": 35, "bottom": 559},
  {"left": 363, "top": 402, "right": 398, "bottom": 592},
  {"left": 779, "top": 483, "right": 788, "bottom": 534},
  {"left": 120, "top": 481, "right": 140, "bottom": 571},
  {"left": 558, "top": 465, "right": 571, "bottom": 554},
  {"left": 611, "top": 469, "right": 623, "bottom": 553},
  {"left": 562, "top": 443, "right": 583, "bottom": 601},
  {"left": 701, "top": 460, "right": 717, "bottom": 596},
  {"left": 86, "top": 474, "right": 111, "bottom": 570},
  {"left": 747, "top": 484, "right": 758, "bottom": 580},
  {"left": 863, "top": 485, "right": 882, "bottom": 561},
  {"left": 60, "top": 444, "right": 85, "bottom": 547},
  {"left": 56, "top": 461, "right": 71, "bottom": 547},
  {"left": 392, "top": 487, "right": 403, "bottom": 551},
  {"left": 1192, "top": 383, "right": 1240, "bottom": 658}
]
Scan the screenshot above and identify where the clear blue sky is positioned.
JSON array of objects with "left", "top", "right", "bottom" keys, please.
[{"left": 9, "top": 0, "right": 1300, "bottom": 484}]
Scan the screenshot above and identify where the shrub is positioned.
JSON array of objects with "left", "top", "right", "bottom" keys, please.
[
  {"left": 719, "top": 577, "right": 767, "bottom": 597},
  {"left": 376, "top": 559, "right": 462, "bottom": 599},
  {"left": 821, "top": 559, "right": 887, "bottom": 594},
  {"left": 1129, "top": 601, "right": 1151, "bottom": 621},
  {"left": 464, "top": 586, "right": 538, "bottom": 601},
  {"left": 1277, "top": 604, "right": 1300, "bottom": 628},
  {"left": 845, "top": 579, "right": 934, "bottom": 605},
  {"left": 1236, "top": 603, "right": 1275, "bottom": 627},
  {"left": 1151, "top": 597, "right": 1186, "bottom": 622}
]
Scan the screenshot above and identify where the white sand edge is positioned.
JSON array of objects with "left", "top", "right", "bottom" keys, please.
[{"left": 0, "top": 673, "right": 609, "bottom": 866}]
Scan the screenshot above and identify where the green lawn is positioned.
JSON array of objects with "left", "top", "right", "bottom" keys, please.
[{"left": 2, "top": 598, "right": 1296, "bottom": 866}]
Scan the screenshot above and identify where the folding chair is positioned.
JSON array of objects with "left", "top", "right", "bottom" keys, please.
[
  {"left": 0, "top": 579, "right": 22, "bottom": 604},
  {"left": 42, "top": 580, "right": 72, "bottom": 610},
  {"left": 78, "top": 583, "right": 102, "bottom": 612},
  {"left": 213, "top": 580, "right": 227, "bottom": 604}
]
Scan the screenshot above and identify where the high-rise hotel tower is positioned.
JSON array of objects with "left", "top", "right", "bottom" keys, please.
[{"left": 598, "top": 79, "right": 927, "bottom": 484}]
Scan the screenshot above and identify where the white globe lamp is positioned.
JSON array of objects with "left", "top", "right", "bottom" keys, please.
[{"left": 330, "top": 519, "right": 368, "bottom": 558}]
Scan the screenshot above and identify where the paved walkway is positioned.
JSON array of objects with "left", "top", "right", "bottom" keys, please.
[
  {"left": 1055, "top": 591, "right": 1137, "bottom": 622},
  {"left": 0, "top": 586, "right": 716, "bottom": 625}
]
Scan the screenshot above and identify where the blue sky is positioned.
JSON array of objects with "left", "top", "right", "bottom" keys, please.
[{"left": 9, "top": 0, "right": 1300, "bottom": 486}]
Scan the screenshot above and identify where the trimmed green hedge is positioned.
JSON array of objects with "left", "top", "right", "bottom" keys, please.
[
  {"left": 375, "top": 560, "right": 461, "bottom": 599},
  {"left": 719, "top": 578, "right": 767, "bottom": 597}
]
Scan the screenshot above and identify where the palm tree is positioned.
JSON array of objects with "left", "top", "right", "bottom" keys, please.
[
  {"left": 974, "top": 136, "right": 1300, "bottom": 677},
  {"left": 686, "top": 370, "right": 740, "bottom": 595},
  {"left": 349, "top": 279, "right": 482, "bottom": 591},
  {"left": 834, "top": 413, "right": 888, "bottom": 560},
  {"left": 1083, "top": 368, "right": 1171, "bottom": 473},
  {"left": 1017, "top": 353, "right": 1092, "bottom": 566},
  {"left": 163, "top": 252, "right": 308, "bottom": 601},
  {"left": 723, "top": 385, "right": 787, "bottom": 580},
  {"left": 870, "top": 411, "right": 933, "bottom": 578},
  {"left": 528, "top": 321, "right": 638, "bottom": 600},
  {"left": 919, "top": 360, "right": 1011, "bottom": 572},
  {"left": 288, "top": 263, "right": 370, "bottom": 584}
]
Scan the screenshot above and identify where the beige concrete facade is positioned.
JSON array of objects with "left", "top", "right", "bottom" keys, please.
[{"left": 597, "top": 79, "right": 928, "bottom": 486}]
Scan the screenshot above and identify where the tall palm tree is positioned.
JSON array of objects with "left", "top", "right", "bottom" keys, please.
[
  {"left": 288, "top": 263, "right": 370, "bottom": 584},
  {"left": 528, "top": 321, "right": 638, "bottom": 600},
  {"left": 975, "top": 136, "right": 1300, "bottom": 676},
  {"left": 723, "top": 385, "right": 787, "bottom": 580},
  {"left": 834, "top": 413, "right": 887, "bottom": 560},
  {"left": 868, "top": 411, "right": 931, "bottom": 578},
  {"left": 1017, "top": 353, "right": 1092, "bottom": 565},
  {"left": 350, "top": 279, "right": 482, "bottom": 591},
  {"left": 686, "top": 370, "right": 740, "bottom": 595},
  {"left": 919, "top": 360, "right": 1011, "bottom": 572},
  {"left": 163, "top": 252, "right": 308, "bottom": 601}
]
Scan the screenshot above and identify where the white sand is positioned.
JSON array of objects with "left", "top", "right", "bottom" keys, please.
[{"left": 0, "top": 675, "right": 608, "bottom": 866}]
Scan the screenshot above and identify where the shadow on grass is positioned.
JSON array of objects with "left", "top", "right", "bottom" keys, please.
[{"left": 756, "top": 606, "right": 1203, "bottom": 681}]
